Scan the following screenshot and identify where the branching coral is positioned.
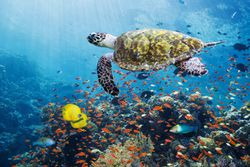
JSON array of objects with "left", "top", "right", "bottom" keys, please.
[{"left": 92, "top": 133, "right": 154, "bottom": 167}]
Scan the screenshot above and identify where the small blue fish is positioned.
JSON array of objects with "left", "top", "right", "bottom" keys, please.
[
  {"left": 179, "top": 0, "right": 185, "bottom": 4},
  {"left": 170, "top": 124, "right": 198, "bottom": 134},
  {"left": 33, "top": 137, "right": 55, "bottom": 147}
]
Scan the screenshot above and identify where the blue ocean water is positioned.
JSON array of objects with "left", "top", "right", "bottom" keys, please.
[{"left": 0, "top": 0, "right": 249, "bottom": 166}]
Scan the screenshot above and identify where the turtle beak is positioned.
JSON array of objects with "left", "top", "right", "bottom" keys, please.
[{"left": 87, "top": 33, "right": 95, "bottom": 44}]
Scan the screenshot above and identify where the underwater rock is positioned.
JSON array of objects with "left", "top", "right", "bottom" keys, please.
[
  {"left": 224, "top": 102, "right": 250, "bottom": 129},
  {"left": 188, "top": 92, "right": 204, "bottom": 105},
  {"left": 158, "top": 95, "right": 174, "bottom": 104},
  {"left": 235, "top": 122, "right": 250, "bottom": 141},
  {"left": 216, "top": 156, "right": 237, "bottom": 167},
  {"left": 190, "top": 162, "right": 204, "bottom": 167},
  {"left": 211, "top": 130, "right": 229, "bottom": 142}
]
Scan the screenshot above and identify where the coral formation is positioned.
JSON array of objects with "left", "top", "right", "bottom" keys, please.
[
  {"left": 92, "top": 133, "right": 154, "bottom": 167},
  {"left": 9, "top": 90, "right": 250, "bottom": 167}
]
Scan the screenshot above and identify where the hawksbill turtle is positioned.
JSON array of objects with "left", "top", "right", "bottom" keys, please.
[{"left": 87, "top": 29, "right": 222, "bottom": 96}]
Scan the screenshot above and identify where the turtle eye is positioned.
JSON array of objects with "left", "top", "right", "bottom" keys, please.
[{"left": 78, "top": 114, "right": 82, "bottom": 118}]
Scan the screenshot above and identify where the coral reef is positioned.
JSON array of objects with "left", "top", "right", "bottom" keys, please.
[
  {"left": 0, "top": 51, "right": 53, "bottom": 165},
  {"left": 9, "top": 90, "right": 250, "bottom": 167},
  {"left": 224, "top": 102, "right": 250, "bottom": 141},
  {"left": 92, "top": 133, "right": 154, "bottom": 167}
]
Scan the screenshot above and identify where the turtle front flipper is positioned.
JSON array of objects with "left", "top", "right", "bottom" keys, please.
[
  {"left": 97, "top": 53, "right": 119, "bottom": 96},
  {"left": 175, "top": 57, "right": 208, "bottom": 76}
]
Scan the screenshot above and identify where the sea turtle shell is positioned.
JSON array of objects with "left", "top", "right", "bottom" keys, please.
[{"left": 113, "top": 29, "right": 204, "bottom": 71}]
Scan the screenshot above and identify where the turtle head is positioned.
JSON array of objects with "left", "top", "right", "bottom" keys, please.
[{"left": 87, "top": 32, "right": 116, "bottom": 49}]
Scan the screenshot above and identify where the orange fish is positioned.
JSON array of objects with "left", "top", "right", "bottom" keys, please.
[
  {"left": 48, "top": 102, "right": 54, "bottom": 106},
  {"left": 139, "top": 152, "right": 148, "bottom": 158},
  {"left": 108, "top": 159, "right": 114, "bottom": 165},
  {"left": 128, "top": 121, "right": 137, "bottom": 125},
  {"left": 77, "top": 99, "right": 83, "bottom": 103},
  {"left": 55, "top": 128, "right": 65, "bottom": 135},
  {"left": 152, "top": 106, "right": 163, "bottom": 111},
  {"left": 241, "top": 155, "right": 250, "bottom": 161},
  {"left": 110, "top": 139, "right": 116, "bottom": 143},
  {"left": 81, "top": 163, "right": 88, "bottom": 167},
  {"left": 169, "top": 135, "right": 175, "bottom": 140},
  {"left": 166, "top": 122, "right": 172, "bottom": 127},
  {"left": 139, "top": 108, "right": 145, "bottom": 113},
  {"left": 157, "top": 120, "right": 164, "bottom": 124},
  {"left": 52, "top": 148, "right": 62, "bottom": 153},
  {"left": 76, "top": 152, "right": 86, "bottom": 157},
  {"left": 127, "top": 145, "right": 137, "bottom": 151},
  {"left": 132, "top": 95, "right": 141, "bottom": 103},
  {"left": 189, "top": 142, "right": 195, "bottom": 149},
  {"left": 77, "top": 128, "right": 86, "bottom": 133},
  {"left": 225, "top": 134, "right": 236, "bottom": 146},
  {"left": 192, "top": 156, "right": 199, "bottom": 161},
  {"left": 126, "top": 159, "right": 133, "bottom": 164},
  {"left": 41, "top": 149, "right": 46, "bottom": 155},
  {"left": 215, "top": 147, "right": 223, "bottom": 155},
  {"left": 185, "top": 114, "right": 193, "bottom": 120},
  {"left": 113, "top": 113, "right": 119, "bottom": 117},
  {"left": 203, "top": 150, "right": 213, "bottom": 158},
  {"left": 110, "top": 153, "right": 117, "bottom": 158},
  {"left": 120, "top": 100, "right": 128, "bottom": 108},
  {"left": 176, "top": 152, "right": 188, "bottom": 160},
  {"left": 164, "top": 139, "right": 172, "bottom": 144},
  {"left": 75, "top": 160, "right": 85, "bottom": 164},
  {"left": 102, "top": 128, "right": 111, "bottom": 134},
  {"left": 163, "top": 103, "right": 172, "bottom": 109},
  {"left": 101, "top": 139, "right": 107, "bottom": 143},
  {"left": 133, "top": 129, "right": 140, "bottom": 134},
  {"left": 124, "top": 128, "right": 132, "bottom": 133},
  {"left": 114, "top": 126, "right": 122, "bottom": 132},
  {"left": 136, "top": 115, "right": 142, "bottom": 120},
  {"left": 176, "top": 145, "right": 187, "bottom": 151},
  {"left": 96, "top": 113, "right": 103, "bottom": 117},
  {"left": 198, "top": 152, "right": 204, "bottom": 159}
]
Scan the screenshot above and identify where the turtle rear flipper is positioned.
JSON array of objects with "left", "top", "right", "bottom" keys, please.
[
  {"left": 175, "top": 57, "right": 208, "bottom": 76},
  {"left": 204, "top": 41, "right": 224, "bottom": 47},
  {"left": 97, "top": 54, "right": 119, "bottom": 96}
]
